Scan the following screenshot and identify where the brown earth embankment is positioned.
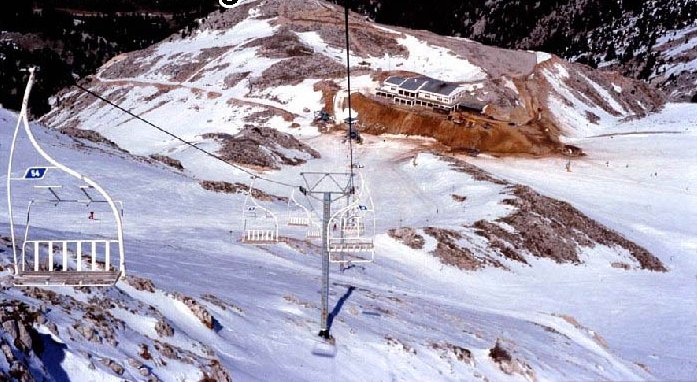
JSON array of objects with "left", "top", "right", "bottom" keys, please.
[{"left": 352, "top": 94, "right": 562, "bottom": 156}]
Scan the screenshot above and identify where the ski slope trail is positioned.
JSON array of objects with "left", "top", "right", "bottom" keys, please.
[
  {"left": 0, "top": 107, "right": 660, "bottom": 381},
  {"left": 472, "top": 102, "right": 697, "bottom": 380}
]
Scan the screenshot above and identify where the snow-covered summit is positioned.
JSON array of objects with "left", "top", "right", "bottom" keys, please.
[{"left": 42, "top": 0, "right": 664, "bottom": 167}]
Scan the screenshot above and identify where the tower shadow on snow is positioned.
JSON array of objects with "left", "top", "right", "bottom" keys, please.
[{"left": 327, "top": 286, "right": 355, "bottom": 332}]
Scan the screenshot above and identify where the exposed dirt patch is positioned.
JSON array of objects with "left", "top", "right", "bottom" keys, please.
[
  {"left": 440, "top": 155, "right": 509, "bottom": 185},
  {"left": 242, "top": 26, "right": 313, "bottom": 59},
  {"left": 249, "top": 54, "right": 345, "bottom": 90},
  {"left": 314, "top": 80, "right": 340, "bottom": 114},
  {"left": 99, "top": 47, "right": 159, "bottom": 79},
  {"left": 387, "top": 227, "right": 425, "bottom": 249},
  {"left": 202, "top": 126, "right": 320, "bottom": 170},
  {"left": 265, "top": 0, "right": 408, "bottom": 58},
  {"left": 223, "top": 71, "right": 251, "bottom": 89},
  {"left": 149, "top": 154, "right": 184, "bottom": 171},
  {"left": 422, "top": 227, "right": 483, "bottom": 271},
  {"left": 199, "top": 180, "right": 286, "bottom": 202},
  {"left": 472, "top": 184, "right": 665, "bottom": 271},
  {"left": 353, "top": 93, "right": 562, "bottom": 156},
  {"left": 59, "top": 126, "right": 121, "bottom": 150}
]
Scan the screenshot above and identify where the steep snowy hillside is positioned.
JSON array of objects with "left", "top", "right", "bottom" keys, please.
[
  {"left": 2, "top": 91, "right": 696, "bottom": 381},
  {"left": 650, "top": 21, "right": 697, "bottom": 101},
  {"left": 42, "top": 0, "right": 663, "bottom": 163}
]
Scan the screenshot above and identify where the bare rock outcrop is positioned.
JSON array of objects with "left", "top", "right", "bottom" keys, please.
[
  {"left": 423, "top": 227, "right": 483, "bottom": 271},
  {"left": 202, "top": 126, "right": 320, "bottom": 170},
  {"left": 388, "top": 227, "right": 425, "bottom": 250},
  {"left": 473, "top": 185, "right": 666, "bottom": 271},
  {"left": 150, "top": 154, "right": 184, "bottom": 171},
  {"left": 199, "top": 180, "right": 286, "bottom": 202},
  {"left": 442, "top": 155, "right": 666, "bottom": 271},
  {"left": 488, "top": 339, "right": 537, "bottom": 379},
  {"left": 431, "top": 342, "right": 473, "bottom": 365},
  {"left": 59, "top": 126, "right": 122, "bottom": 150},
  {"left": 155, "top": 319, "right": 174, "bottom": 337},
  {"left": 0, "top": 301, "right": 49, "bottom": 382},
  {"left": 126, "top": 275, "right": 157, "bottom": 293},
  {"left": 171, "top": 293, "right": 217, "bottom": 330}
]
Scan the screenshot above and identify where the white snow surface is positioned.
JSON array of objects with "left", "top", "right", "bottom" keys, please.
[
  {"left": 3, "top": 99, "right": 697, "bottom": 380},
  {"left": 472, "top": 102, "right": 697, "bottom": 380}
]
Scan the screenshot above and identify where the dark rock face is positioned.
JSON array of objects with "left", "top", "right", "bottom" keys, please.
[
  {"left": 422, "top": 227, "right": 483, "bottom": 271},
  {"left": 0, "top": 273, "right": 235, "bottom": 380},
  {"left": 60, "top": 126, "right": 121, "bottom": 149},
  {"left": 199, "top": 180, "right": 286, "bottom": 202}
]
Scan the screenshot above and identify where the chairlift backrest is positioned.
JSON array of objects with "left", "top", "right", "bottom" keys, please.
[
  {"left": 241, "top": 178, "right": 279, "bottom": 244},
  {"left": 327, "top": 173, "right": 376, "bottom": 264},
  {"left": 286, "top": 189, "right": 311, "bottom": 228}
]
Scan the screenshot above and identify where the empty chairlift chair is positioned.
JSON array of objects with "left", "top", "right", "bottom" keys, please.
[
  {"left": 7, "top": 68, "right": 125, "bottom": 287},
  {"left": 306, "top": 218, "right": 322, "bottom": 240},
  {"left": 286, "top": 189, "right": 310, "bottom": 227},
  {"left": 327, "top": 174, "right": 376, "bottom": 263},
  {"left": 287, "top": 189, "right": 323, "bottom": 240},
  {"left": 241, "top": 178, "right": 279, "bottom": 244}
]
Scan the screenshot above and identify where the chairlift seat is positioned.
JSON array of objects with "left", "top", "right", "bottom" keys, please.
[
  {"left": 306, "top": 230, "right": 321, "bottom": 239},
  {"left": 242, "top": 229, "right": 278, "bottom": 244},
  {"left": 328, "top": 242, "right": 374, "bottom": 253},
  {"left": 287, "top": 216, "right": 310, "bottom": 227},
  {"left": 14, "top": 270, "right": 121, "bottom": 287}
]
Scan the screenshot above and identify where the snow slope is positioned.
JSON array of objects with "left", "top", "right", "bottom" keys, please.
[
  {"left": 472, "top": 102, "right": 697, "bottom": 380},
  {"left": 2, "top": 98, "right": 693, "bottom": 380}
]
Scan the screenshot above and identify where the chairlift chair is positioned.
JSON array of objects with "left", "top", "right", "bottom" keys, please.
[
  {"left": 306, "top": 219, "right": 322, "bottom": 240},
  {"left": 241, "top": 178, "right": 279, "bottom": 244},
  {"left": 327, "top": 173, "right": 375, "bottom": 264},
  {"left": 7, "top": 68, "right": 125, "bottom": 287},
  {"left": 286, "top": 189, "right": 310, "bottom": 227}
]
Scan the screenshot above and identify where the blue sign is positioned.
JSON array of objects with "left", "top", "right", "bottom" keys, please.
[{"left": 24, "top": 167, "right": 47, "bottom": 180}]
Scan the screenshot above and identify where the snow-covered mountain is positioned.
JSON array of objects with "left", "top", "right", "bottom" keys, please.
[
  {"left": 4, "top": 98, "right": 697, "bottom": 380},
  {"left": 41, "top": 0, "right": 664, "bottom": 162},
  {"left": 2, "top": 0, "right": 696, "bottom": 381},
  {"left": 336, "top": 0, "right": 697, "bottom": 102}
]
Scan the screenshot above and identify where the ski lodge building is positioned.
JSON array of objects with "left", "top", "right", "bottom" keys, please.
[{"left": 375, "top": 76, "right": 483, "bottom": 112}]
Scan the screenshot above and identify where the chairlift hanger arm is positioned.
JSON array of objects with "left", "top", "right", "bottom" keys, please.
[{"left": 8, "top": 68, "right": 126, "bottom": 283}]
